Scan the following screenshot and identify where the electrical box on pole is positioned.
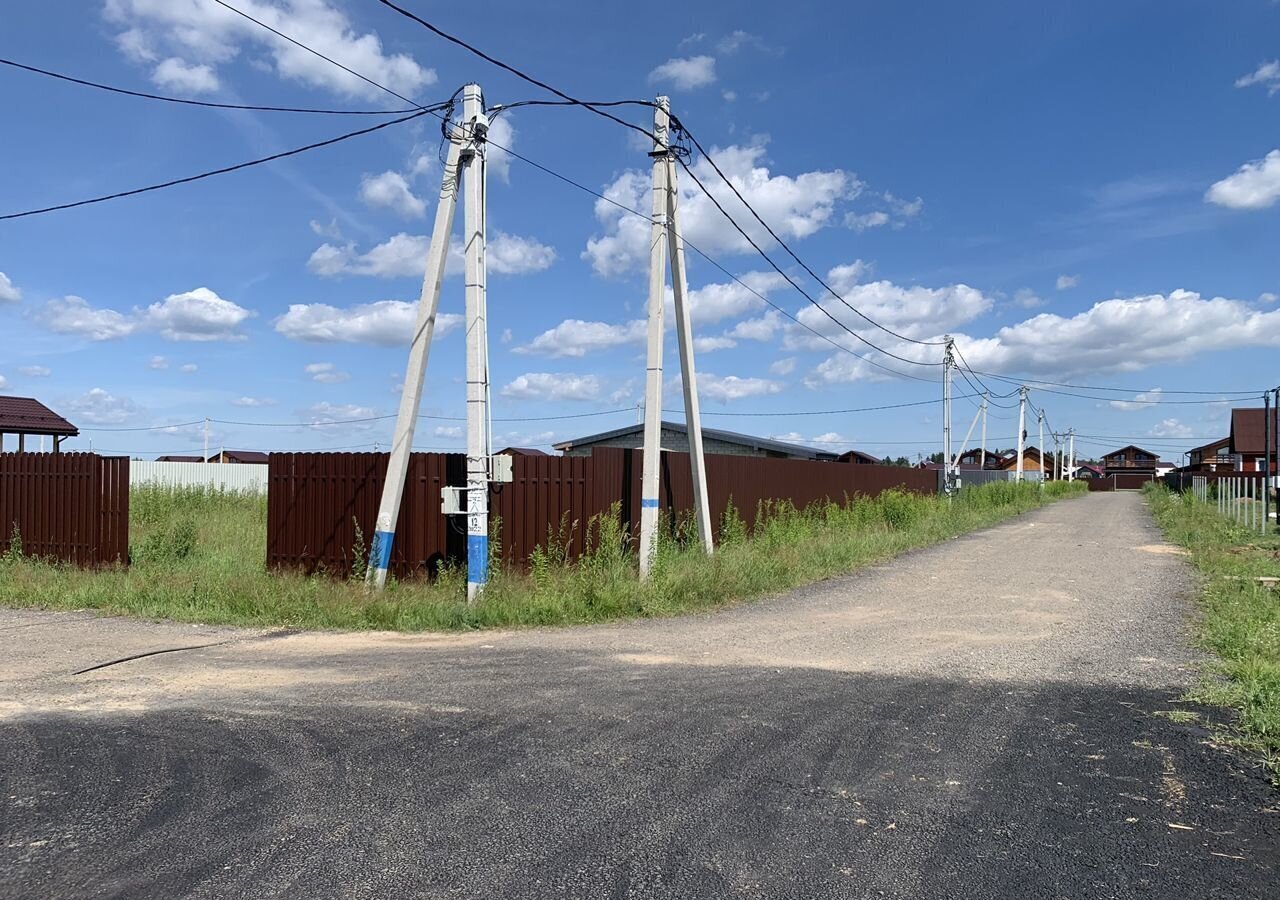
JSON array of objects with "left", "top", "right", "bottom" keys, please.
[
  {"left": 638, "top": 96, "right": 713, "bottom": 577},
  {"left": 365, "top": 83, "right": 489, "bottom": 595}
]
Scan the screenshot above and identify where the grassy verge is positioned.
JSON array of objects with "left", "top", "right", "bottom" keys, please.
[
  {"left": 1144, "top": 485, "right": 1280, "bottom": 775},
  {"left": 0, "top": 480, "right": 1086, "bottom": 632}
]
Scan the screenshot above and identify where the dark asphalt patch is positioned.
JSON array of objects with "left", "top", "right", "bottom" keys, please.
[{"left": 2, "top": 659, "right": 1276, "bottom": 899}]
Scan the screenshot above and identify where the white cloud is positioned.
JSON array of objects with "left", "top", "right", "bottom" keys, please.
[
  {"left": 486, "top": 114, "right": 515, "bottom": 184},
  {"left": 359, "top": 171, "right": 425, "bottom": 218},
  {"left": 0, "top": 272, "right": 21, "bottom": 303},
  {"left": 433, "top": 425, "right": 463, "bottom": 439},
  {"left": 304, "top": 401, "right": 378, "bottom": 429},
  {"left": 1013, "top": 289, "right": 1045, "bottom": 309},
  {"left": 305, "top": 362, "right": 349, "bottom": 384},
  {"left": 179, "top": 363, "right": 198, "bottom": 373},
  {"left": 137, "top": 288, "right": 252, "bottom": 341},
  {"left": 274, "top": 300, "right": 462, "bottom": 345},
  {"left": 38, "top": 296, "right": 135, "bottom": 340},
  {"left": 0, "top": 376, "right": 7, "bottom": 391},
  {"left": 1260, "top": 292, "right": 1279, "bottom": 304},
  {"left": 769, "top": 357, "right": 796, "bottom": 375},
  {"left": 648, "top": 55, "right": 716, "bottom": 90},
  {"left": 694, "top": 336, "right": 737, "bottom": 352},
  {"left": 149, "top": 355, "right": 168, "bottom": 369},
  {"left": 716, "top": 31, "right": 768, "bottom": 55},
  {"left": 516, "top": 318, "right": 646, "bottom": 358},
  {"left": 1236, "top": 60, "right": 1280, "bottom": 95},
  {"left": 586, "top": 143, "right": 859, "bottom": 275},
  {"left": 1109, "top": 388, "right": 1163, "bottom": 410},
  {"left": 309, "top": 230, "right": 555, "bottom": 278},
  {"left": 231, "top": 396, "right": 275, "bottom": 407},
  {"left": 500, "top": 328, "right": 513, "bottom": 343},
  {"left": 943, "top": 289, "right": 1280, "bottom": 379},
  {"left": 1206, "top": 149, "right": 1280, "bottom": 210},
  {"left": 677, "top": 271, "right": 786, "bottom": 325},
  {"left": 151, "top": 56, "right": 219, "bottom": 93},
  {"left": 104, "top": 0, "right": 435, "bottom": 101},
  {"left": 17, "top": 365, "right": 51, "bottom": 377},
  {"left": 727, "top": 310, "right": 782, "bottom": 341},
  {"left": 697, "top": 372, "right": 783, "bottom": 402},
  {"left": 1056, "top": 274, "right": 1079, "bottom": 290},
  {"left": 722, "top": 90, "right": 737, "bottom": 102},
  {"left": 846, "top": 211, "right": 890, "bottom": 232},
  {"left": 66, "top": 387, "right": 137, "bottom": 425},
  {"left": 500, "top": 372, "right": 603, "bottom": 402},
  {"left": 1149, "top": 418, "right": 1192, "bottom": 438}
]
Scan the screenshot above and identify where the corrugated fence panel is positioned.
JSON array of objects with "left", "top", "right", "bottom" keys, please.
[
  {"left": 0, "top": 453, "right": 128, "bottom": 566},
  {"left": 131, "top": 460, "right": 269, "bottom": 493},
  {"left": 268, "top": 449, "right": 941, "bottom": 579}
]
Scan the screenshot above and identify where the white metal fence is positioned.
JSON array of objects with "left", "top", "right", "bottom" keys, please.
[{"left": 130, "top": 461, "right": 269, "bottom": 494}]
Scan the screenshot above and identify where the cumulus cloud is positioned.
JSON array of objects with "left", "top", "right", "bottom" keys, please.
[
  {"left": 696, "top": 372, "right": 784, "bottom": 402},
  {"left": 0, "top": 272, "right": 21, "bottom": 303},
  {"left": 433, "top": 425, "right": 463, "bottom": 439},
  {"left": 359, "top": 171, "right": 425, "bottom": 218},
  {"left": 500, "top": 373, "right": 603, "bottom": 402},
  {"left": 846, "top": 211, "right": 889, "bottom": 232},
  {"left": 231, "top": 396, "right": 275, "bottom": 407},
  {"left": 1013, "top": 289, "right": 1046, "bottom": 309},
  {"left": 38, "top": 296, "right": 135, "bottom": 341},
  {"left": 309, "top": 231, "right": 556, "bottom": 278},
  {"left": 648, "top": 55, "right": 716, "bottom": 89},
  {"left": 304, "top": 401, "right": 378, "bottom": 429},
  {"left": 179, "top": 363, "right": 198, "bottom": 373},
  {"left": 1206, "top": 149, "right": 1280, "bottom": 210},
  {"left": 1109, "top": 389, "right": 1163, "bottom": 410},
  {"left": 149, "top": 355, "right": 169, "bottom": 369},
  {"left": 727, "top": 310, "right": 782, "bottom": 341},
  {"left": 104, "top": 0, "right": 435, "bottom": 101},
  {"left": 151, "top": 56, "right": 219, "bottom": 93},
  {"left": 1236, "top": 60, "right": 1280, "bottom": 95},
  {"left": 305, "top": 362, "right": 349, "bottom": 384},
  {"left": 844, "top": 192, "right": 923, "bottom": 232},
  {"left": 769, "top": 357, "right": 796, "bottom": 375},
  {"left": 585, "top": 142, "right": 859, "bottom": 275},
  {"left": 38, "top": 289, "right": 251, "bottom": 342},
  {"left": 693, "top": 336, "right": 737, "bottom": 352},
  {"left": 17, "top": 365, "right": 51, "bottom": 377},
  {"left": 1056, "top": 274, "right": 1079, "bottom": 290},
  {"left": 66, "top": 387, "right": 137, "bottom": 425},
  {"left": 516, "top": 318, "right": 646, "bottom": 358},
  {"left": 1149, "top": 418, "right": 1192, "bottom": 438},
  {"left": 672, "top": 271, "right": 786, "bottom": 325},
  {"left": 274, "top": 300, "right": 462, "bottom": 345}
]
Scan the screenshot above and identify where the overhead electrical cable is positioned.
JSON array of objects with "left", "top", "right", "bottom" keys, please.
[{"left": 0, "top": 57, "right": 419, "bottom": 115}]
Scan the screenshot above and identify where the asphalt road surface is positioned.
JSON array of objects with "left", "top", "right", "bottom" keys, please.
[{"left": 1, "top": 492, "right": 1276, "bottom": 898}]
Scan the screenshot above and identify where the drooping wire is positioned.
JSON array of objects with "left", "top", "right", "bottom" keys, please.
[
  {"left": 0, "top": 106, "right": 439, "bottom": 220},
  {"left": 0, "top": 57, "right": 419, "bottom": 115}
]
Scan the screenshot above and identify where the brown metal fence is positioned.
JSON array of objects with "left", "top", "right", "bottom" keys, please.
[
  {"left": 268, "top": 448, "right": 937, "bottom": 578},
  {"left": 1086, "top": 473, "right": 1160, "bottom": 492},
  {"left": 0, "top": 453, "right": 129, "bottom": 565}
]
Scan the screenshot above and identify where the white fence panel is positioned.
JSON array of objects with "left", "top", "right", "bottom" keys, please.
[{"left": 131, "top": 461, "right": 269, "bottom": 494}]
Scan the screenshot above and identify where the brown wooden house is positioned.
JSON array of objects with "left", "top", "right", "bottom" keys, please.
[
  {"left": 1101, "top": 445, "right": 1161, "bottom": 475},
  {"left": 0, "top": 396, "right": 78, "bottom": 453},
  {"left": 1185, "top": 437, "right": 1234, "bottom": 472},
  {"left": 1229, "top": 408, "right": 1277, "bottom": 473}
]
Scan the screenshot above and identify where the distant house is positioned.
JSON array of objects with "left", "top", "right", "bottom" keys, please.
[
  {"left": 1100, "top": 445, "right": 1163, "bottom": 476},
  {"left": 496, "top": 447, "right": 548, "bottom": 457},
  {"left": 956, "top": 448, "right": 1001, "bottom": 469},
  {"left": 1185, "top": 437, "right": 1233, "bottom": 472},
  {"left": 1229, "top": 408, "right": 1276, "bottom": 473},
  {"left": 0, "top": 396, "right": 78, "bottom": 453},
  {"left": 1071, "top": 464, "right": 1104, "bottom": 479},
  {"left": 837, "top": 449, "right": 883, "bottom": 465},
  {"left": 208, "top": 450, "right": 269, "bottom": 464},
  {"left": 156, "top": 455, "right": 204, "bottom": 463},
  {"left": 553, "top": 421, "right": 838, "bottom": 461},
  {"left": 997, "top": 446, "right": 1048, "bottom": 473}
]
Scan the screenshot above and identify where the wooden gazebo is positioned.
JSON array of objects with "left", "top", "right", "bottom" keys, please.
[{"left": 0, "top": 396, "right": 79, "bottom": 453}]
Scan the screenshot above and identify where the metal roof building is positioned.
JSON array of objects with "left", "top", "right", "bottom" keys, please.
[
  {"left": 553, "top": 420, "right": 838, "bottom": 461},
  {"left": 0, "top": 396, "right": 78, "bottom": 452}
]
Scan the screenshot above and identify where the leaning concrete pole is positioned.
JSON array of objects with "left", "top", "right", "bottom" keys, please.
[
  {"left": 638, "top": 97, "right": 671, "bottom": 578},
  {"left": 366, "top": 103, "right": 466, "bottom": 590},
  {"left": 665, "top": 134, "right": 714, "bottom": 555}
]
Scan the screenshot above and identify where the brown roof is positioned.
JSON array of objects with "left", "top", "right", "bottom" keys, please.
[
  {"left": 1101, "top": 444, "right": 1159, "bottom": 459},
  {"left": 497, "top": 447, "right": 548, "bottom": 456},
  {"left": 0, "top": 396, "right": 78, "bottom": 437},
  {"left": 1230, "top": 408, "right": 1272, "bottom": 455},
  {"left": 1187, "top": 436, "right": 1230, "bottom": 456},
  {"left": 837, "top": 449, "right": 882, "bottom": 464},
  {"left": 156, "top": 455, "right": 204, "bottom": 462},
  {"left": 209, "top": 450, "right": 269, "bottom": 464}
]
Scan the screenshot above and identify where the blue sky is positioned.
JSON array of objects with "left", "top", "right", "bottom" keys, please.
[{"left": 2, "top": 0, "right": 1279, "bottom": 464}]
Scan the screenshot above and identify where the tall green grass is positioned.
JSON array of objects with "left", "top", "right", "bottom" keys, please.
[
  {"left": 1144, "top": 485, "right": 1280, "bottom": 776},
  {"left": 0, "top": 480, "right": 1085, "bottom": 632}
]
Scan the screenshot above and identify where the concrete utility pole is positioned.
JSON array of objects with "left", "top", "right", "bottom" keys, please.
[
  {"left": 1068, "top": 428, "right": 1076, "bottom": 481},
  {"left": 638, "top": 96, "right": 712, "bottom": 577},
  {"left": 979, "top": 393, "right": 988, "bottom": 472},
  {"left": 1037, "top": 408, "right": 1044, "bottom": 489},
  {"left": 942, "top": 336, "right": 955, "bottom": 495},
  {"left": 1015, "top": 386, "right": 1028, "bottom": 483},
  {"left": 203, "top": 418, "right": 209, "bottom": 463},
  {"left": 366, "top": 83, "right": 485, "bottom": 594}
]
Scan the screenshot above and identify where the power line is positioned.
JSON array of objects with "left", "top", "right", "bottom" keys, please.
[
  {"left": 372, "top": 0, "right": 948, "bottom": 368},
  {"left": 0, "top": 57, "right": 418, "bottom": 115},
  {"left": 0, "top": 106, "right": 438, "bottom": 220},
  {"left": 961, "top": 365, "right": 1263, "bottom": 397}
]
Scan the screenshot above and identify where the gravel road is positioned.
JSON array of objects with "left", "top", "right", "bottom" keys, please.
[{"left": 1, "top": 492, "right": 1276, "bottom": 898}]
